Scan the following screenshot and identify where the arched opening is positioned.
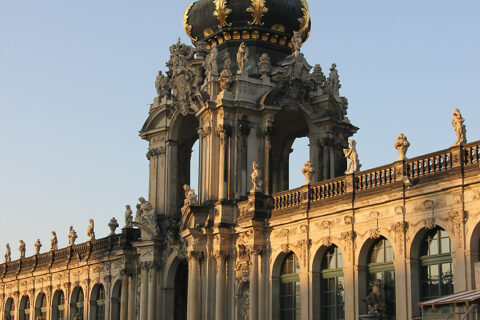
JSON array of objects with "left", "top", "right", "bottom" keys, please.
[
  {"left": 279, "top": 252, "right": 301, "bottom": 320},
  {"left": 289, "top": 137, "right": 310, "bottom": 189},
  {"left": 320, "top": 245, "right": 345, "bottom": 320},
  {"left": 90, "top": 284, "right": 106, "bottom": 320},
  {"left": 271, "top": 111, "right": 309, "bottom": 193},
  {"left": 19, "top": 295, "right": 30, "bottom": 320},
  {"left": 70, "top": 287, "right": 84, "bottom": 320},
  {"left": 35, "top": 293, "right": 47, "bottom": 319},
  {"left": 169, "top": 113, "right": 200, "bottom": 212},
  {"left": 52, "top": 290, "right": 65, "bottom": 320},
  {"left": 174, "top": 259, "right": 188, "bottom": 320},
  {"left": 111, "top": 280, "right": 122, "bottom": 320},
  {"left": 420, "top": 227, "right": 453, "bottom": 301},
  {"left": 4, "top": 297, "right": 14, "bottom": 320},
  {"left": 367, "top": 237, "right": 395, "bottom": 318}
]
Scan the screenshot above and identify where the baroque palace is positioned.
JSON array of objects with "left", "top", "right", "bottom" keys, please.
[{"left": 2, "top": 0, "right": 480, "bottom": 319}]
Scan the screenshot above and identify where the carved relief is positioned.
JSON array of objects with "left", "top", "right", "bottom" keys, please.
[{"left": 246, "top": 0, "right": 268, "bottom": 26}]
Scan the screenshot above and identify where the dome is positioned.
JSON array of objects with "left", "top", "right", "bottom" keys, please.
[{"left": 184, "top": 0, "right": 311, "bottom": 50}]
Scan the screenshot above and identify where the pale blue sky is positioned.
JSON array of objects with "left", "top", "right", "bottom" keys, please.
[{"left": 1, "top": 0, "right": 479, "bottom": 259}]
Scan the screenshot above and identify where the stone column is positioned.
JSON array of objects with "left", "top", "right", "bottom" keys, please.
[
  {"left": 249, "top": 249, "right": 259, "bottom": 320},
  {"left": 217, "top": 125, "right": 230, "bottom": 201},
  {"left": 215, "top": 252, "right": 227, "bottom": 320},
  {"left": 128, "top": 276, "right": 135, "bottom": 320},
  {"left": 120, "top": 272, "right": 129, "bottom": 320},
  {"left": 187, "top": 252, "right": 201, "bottom": 320},
  {"left": 140, "top": 263, "right": 149, "bottom": 320},
  {"left": 148, "top": 265, "right": 157, "bottom": 320}
]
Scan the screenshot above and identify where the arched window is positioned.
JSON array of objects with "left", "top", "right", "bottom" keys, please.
[
  {"left": 5, "top": 297, "right": 15, "bottom": 320},
  {"left": 420, "top": 228, "right": 453, "bottom": 300},
  {"left": 280, "top": 252, "right": 301, "bottom": 320},
  {"left": 19, "top": 295, "right": 30, "bottom": 320},
  {"left": 321, "top": 245, "right": 345, "bottom": 320},
  {"left": 111, "top": 281, "right": 121, "bottom": 320},
  {"left": 91, "top": 284, "right": 106, "bottom": 320},
  {"left": 52, "top": 290, "right": 65, "bottom": 320},
  {"left": 368, "top": 237, "right": 395, "bottom": 318},
  {"left": 70, "top": 287, "right": 84, "bottom": 319},
  {"left": 35, "top": 293, "right": 47, "bottom": 319}
]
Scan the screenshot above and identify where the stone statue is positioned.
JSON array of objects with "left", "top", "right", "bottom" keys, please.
[
  {"left": 34, "top": 239, "right": 42, "bottom": 255},
  {"left": 50, "top": 231, "right": 58, "bottom": 251},
  {"left": 87, "top": 219, "right": 95, "bottom": 240},
  {"left": 236, "top": 42, "right": 248, "bottom": 74},
  {"left": 155, "top": 71, "right": 170, "bottom": 99},
  {"left": 363, "top": 279, "right": 386, "bottom": 315},
  {"left": 205, "top": 46, "right": 218, "bottom": 77},
  {"left": 394, "top": 133, "right": 410, "bottom": 161},
  {"left": 219, "top": 56, "right": 232, "bottom": 91},
  {"left": 312, "top": 64, "right": 326, "bottom": 89},
  {"left": 301, "top": 161, "right": 315, "bottom": 185},
  {"left": 125, "top": 205, "right": 133, "bottom": 228},
  {"left": 136, "top": 197, "right": 160, "bottom": 236},
  {"left": 68, "top": 226, "right": 78, "bottom": 246},
  {"left": 5, "top": 243, "right": 11, "bottom": 262},
  {"left": 327, "top": 63, "right": 341, "bottom": 97},
  {"left": 292, "top": 31, "right": 302, "bottom": 56},
  {"left": 452, "top": 108, "right": 467, "bottom": 146},
  {"left": 259, "top": 53, "right": 272, "bottom": 80},
  {"left": 19, "top": 240, "right": 26, "bottom": 259},
  {"left": 108, "top": 217, "right": 119, "bottom": 236},
  {"left": 182, "top": 185, "right": 198, "bottom": 212},
  {"left": 344, "top": 139, "right": 361, "bottom": 174},
  {"left": 251, "top": 161, "right": 263, "bottom": 193}
]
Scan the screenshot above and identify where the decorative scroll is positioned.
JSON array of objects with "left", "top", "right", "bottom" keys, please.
[
  {"left": 297, "top": 0, "right": 310, "bottom": 32},
  {"left": 246, "top": 0, "right": 268, "bottom": 26},
  {"left": 183, "top": 3, "right": 197, "bottom": 42},
  {"left": 213, "top": 0, "right": 232, "bottom": 28}
]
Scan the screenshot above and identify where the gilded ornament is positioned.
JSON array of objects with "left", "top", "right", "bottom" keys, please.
[
  {"left": 297, "top": 0, "right": 310, "bottom": 33},
  {"left": 183, "top": 3, "right": 197, "bottom": 42},
  {"left": 246, "top": 0, "right": 269, "bottom": 26},
  {"left": 213, "top": 0, "right": 232, "bottom": 28}
]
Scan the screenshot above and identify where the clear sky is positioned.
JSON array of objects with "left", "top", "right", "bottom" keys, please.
[{"left": 1, "top": 0, "right": 479, "bottom": 259}]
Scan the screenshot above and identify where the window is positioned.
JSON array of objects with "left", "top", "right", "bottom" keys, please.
[
  {"left": 321, "top": 245, "right": 345, "bottom": 320},
  {"left": 71, "top": 287, "right": 84, "bottom": 319},
  {"left": 280, "top": 252, "right": 301, "bottom": 320},
  {"left": 420, "top": 228, "right": 453, "bottom": 301},
  {"left": 20, "top": 296, "right": 31, "bottom": 320},
  {"left": 35, "top": 293, "right": 47, "bottom": 319},
  {"left": 92, "top": 285, "right": 106, "bottom": 320},
  {"left": 52, "top": 290, "right": 65, "bottom": 320},
  {"left": 368, "top": 238, "right": 395, "bottom": 318},
  {"left": 5, "top": 298, "right": 14, "bottom": 320}
]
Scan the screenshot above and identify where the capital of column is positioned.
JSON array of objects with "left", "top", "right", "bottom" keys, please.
[{"left": 187, "top": 251, "right": 203, "bottom": 262}]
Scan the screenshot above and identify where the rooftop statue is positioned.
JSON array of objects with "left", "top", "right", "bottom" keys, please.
[
  {"left": 292, "top": 30, "right": 302, "bottom": 56},
  {"left": 205, "top": 46, "right": 218, "bottom": 77},
  {"left": 109, "top": 217, "right": 119, "bottom": 236},
  {"left": 136, "top": 197, "right": 160, "bottom": 237},
  {"left": 327, "top": 63, "right": 341, "bottom": 97},
  {"left": 50, "top": 231, "right": 58, "bottom": 251},
  {"left": 182, "top": 185, "right": 198, "bottom": 213},
  {"left": 34, "top": 239, "right": 42, "bottom": 255},
  {"left": 251, "top": 161, "right": 263, "bottom": 193},
  {"left": 125, "top": 205, "right": 133, "bottom": 228},
  {"left": 87, "top": 219, "right": 95, "bottom": 240},
  {"left": 236, "top": 42, "right": 248, "bottom": 74},
  {"left": 19, "top": 240, "right": 26, "bottom": 259},
  {"left": 4, "top": 243, "right": 11, "bottom": 262},
  {"left": 219, "top": 55, "right": 232, "bottom": 91},
  {"left": 394, "top": 133, "right": 410, "bottom": 161},
  {"left": 452, "top": 108, "right": 467, "bottom": 146},
  {"left": 259, "top": 53, "right": 272, "bottom": 80},
  {"left": 301, "top": 161, "right": 315, "bottom": 185},
  {"left": 344, "top": 139, "right": 361, "bottom": 174},
  {"left": 155, "top": 71, "right": 170, "bottom": 100},
  {"left": 68, "top": 226, "right": 78, "bottom": 246}
]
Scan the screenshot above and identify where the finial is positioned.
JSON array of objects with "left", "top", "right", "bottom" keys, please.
[
  {"left": 394, "top": 134, "right": 410, "bottom": 161},
  {"left": 108, "top": 218, "right": 119, "bottom": 236},
  {"left": 301, "top": 161, "right": 315, "bottom": 185}
]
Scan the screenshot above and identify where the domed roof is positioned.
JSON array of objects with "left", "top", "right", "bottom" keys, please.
[{"left": 184, "top": 0, "right": 311, "bottom": 50}]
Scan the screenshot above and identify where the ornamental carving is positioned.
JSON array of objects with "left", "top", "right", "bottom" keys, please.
[
  {"left": 448, "top": 211, "right": 465, "bottom": 249},
  {"left": 183, "top": 3, "right": 197, "bottom": 42},
  {"left": 213, "top": 0, "right": 232, "bottom": 28},
  {"left": 297, "top": 0, "right": 310, "bottom": 32},
  {"left": 246, "top": 0, "right": 268, "bottom": 26},
  {"left": 391, "top": 222, "right": 408, "bottom": 255}
]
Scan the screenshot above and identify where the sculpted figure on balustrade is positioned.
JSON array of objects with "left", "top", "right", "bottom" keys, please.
[
  {"left": 34, "top": 239, "right": 42, "bottom": 255},
  {"left": 452, "top": 108, "right": 467, "bottom": 146},
  {"left": 327, "top": 63, "right": 341, "bottom": 97},
  {"left": 251, "top": 161, "right": 263, "bottom": 193},
  {"left": 87, "top": 219, "right": 95, "bottom": 240},
  {"left": 344, "top": 139, "right": 361, "bottom": 174},
  {"left": 394, "top": 133, "right": 410, "bottom": 161},
  {"left": 125, "top": 205, "right": 133, "bottom": 228},
  {"left": 19, "top": 240, "right": 26, "bottom": 259},
  {"left": 51, "top": 231, "right": 58, "bottom": 250},
  {"left": 135, "top": 197, "right": 160, "bottom": 237},
  {"left": 4, "top": 243, "right": 11, "bottom": 262},
  {"left": 68, "top": 226, "right": 78, "bottom": 246},
  {"left": 182, "top": 185, "right": 198, "bottom": 214}
]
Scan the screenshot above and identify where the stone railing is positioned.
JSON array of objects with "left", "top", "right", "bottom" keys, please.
[
  {"left": 0, "top": 234, "right": 122, "bottom": 278},
  {"left": 269, "top": 140, "right": 480, "bottom": 214}
]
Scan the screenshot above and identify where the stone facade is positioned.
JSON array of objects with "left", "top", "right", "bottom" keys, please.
[{"left": 2, "top": 1, "right": 480, "bottom": 320}]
